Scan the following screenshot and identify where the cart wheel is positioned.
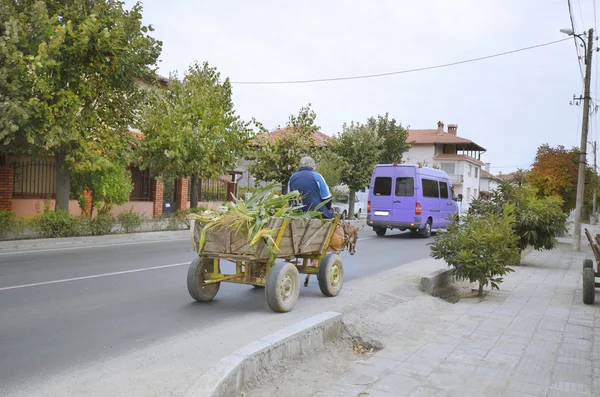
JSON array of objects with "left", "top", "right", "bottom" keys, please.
[
  {"left": 583, "top": 259, "right": 594, "bottom": 270},
  {"left": 583, "top": 267, "right": 596, "bottom": 305},
  {"left": 318, "top": 253, "right": 344, "bottom": 297},
  {"left": 266, "top": 262, "right": 300, "bottom": 313},
  {"left": 187, "top": 257, "right": 220, "bottom": 302}
]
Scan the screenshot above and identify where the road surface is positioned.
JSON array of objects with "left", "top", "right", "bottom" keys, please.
[{"left": 0, "top": 228, "right": 432, "bottom": 396}]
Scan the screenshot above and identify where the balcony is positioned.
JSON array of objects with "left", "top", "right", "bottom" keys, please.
[{"left": 447, "top": 174, "right": 464, "bottom": 185}]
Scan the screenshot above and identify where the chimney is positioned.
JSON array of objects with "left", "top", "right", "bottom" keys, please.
[
  {"left": 437, "top": 121, "right": 444, "bottom": 135},
  {"left": 448, "top": 124, "right": 458, "bottom": 135},
  {"left": 485, "top": 162, "right": 490, "bottom": 173}
]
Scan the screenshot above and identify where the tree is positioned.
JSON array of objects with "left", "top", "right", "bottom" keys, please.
[
  {"left": 527, "top": 144, "right": 590, "bottom": 213},
  {"left": 0, "top": 0, "right": 162, "bottom": 211},
  {"left": 248, "top": 104, "right": 321, "bottom": 193},
  {"left": 366, "top": 114, "right": 411, "bottom": 164},
  {"left": 430, "top": 205, "right": 519, "bottom": 297},
  {"left": 330, "top": 122, "right": 383, "bottom": 218},
  {"left": 140, "top": 62, "right": 254, "bottom": 208},
  {"left": 316, "top": 149, "right": 343, "bottom": 188}
]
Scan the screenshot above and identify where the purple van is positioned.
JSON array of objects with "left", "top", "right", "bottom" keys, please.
[{"left": 367, "top": 164, "right": 459, "bottom": 237}]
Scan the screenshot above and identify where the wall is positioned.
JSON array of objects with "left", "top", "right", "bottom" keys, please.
[
  {"left": 12, "top": 199, "right": 81, "bottom": 218},
  {"left": 405, "top": 145, "right": 435, "bottom": 165},
  {"left": 109, "top": 201, "right": 155, "bottom": 217},
  {"left": 455, "top": 161, "right": 481, "bottom": 214}
]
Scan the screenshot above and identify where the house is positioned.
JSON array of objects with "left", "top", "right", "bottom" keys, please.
[
  {"left": 480, "top": 163, "right": 501, "bottom": 196},
  {"left": 237, "top": 127, "right": 332, "bottom": 189},
  {"left": 404, "top": 121, "right": 486, "bottom": 213}
]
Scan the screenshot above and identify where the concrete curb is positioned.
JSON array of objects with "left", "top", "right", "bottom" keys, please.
[
  {"left": 420, "top": 269, "right": 453, "bottom": 296},
  {"left": 185, "top": 311, "right": 343, "bottom": 397}
]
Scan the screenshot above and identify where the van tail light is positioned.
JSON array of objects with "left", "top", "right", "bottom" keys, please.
[
  {"left": 416, "top": 202, "right": 422, "bottom": 215},
  {"left": 367, "top": 201, "right": 371, "bottom": 213}
]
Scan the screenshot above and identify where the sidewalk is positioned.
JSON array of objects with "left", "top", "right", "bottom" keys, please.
[{"left": 315, "top": 232, "right": 600, "bottom": 396}]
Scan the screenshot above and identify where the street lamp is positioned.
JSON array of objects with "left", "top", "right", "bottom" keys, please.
[{"left": 561, "top": 27, "right": 594, "bottom": 251}]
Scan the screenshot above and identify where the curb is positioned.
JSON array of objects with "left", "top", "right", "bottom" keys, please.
[
  {"left": 185, "top": 311, "right": 343, "bottom": 397},
  {"left": 421, "top": 269, "right": 453, "bottom": 296}
]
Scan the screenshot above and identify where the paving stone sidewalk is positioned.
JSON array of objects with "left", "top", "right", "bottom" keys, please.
[{"left": 315, "top": 230, "right": 600, "bottom": 397}]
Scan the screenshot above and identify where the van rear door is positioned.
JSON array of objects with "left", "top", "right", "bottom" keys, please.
[
  {"left": 420, "top": 176, "right": 441, "bottom": 227},
  {"left": 392, "top": 166, "right": 416, "bottom": 225},
  {"left": 369, "top": 166, "right": 394, "bottom": 222}
]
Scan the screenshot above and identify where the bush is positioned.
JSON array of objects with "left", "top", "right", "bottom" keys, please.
[
  {"left": 172, "top": 207, "right": 207, "bottom": 228},
  {"left": 0, "top": 210, "right": 18, "bottom": 240},
  {"left": 117, "top": 209, "right": 143, "bottom": 233},
  {"left": 470, "top": 182, "right": 567, "bottom": 251},
  {"left": 430, "top": 205, "right": 519, "bottom": 296},
  {"left": 29, "top": 210, "right": 88, "bottom": 238},
  {"left": 88, "top": 213, "right": 115, "bottom": 236}
]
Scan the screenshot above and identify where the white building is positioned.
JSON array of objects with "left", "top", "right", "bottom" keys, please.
[
  {"left": 405, "top": 121, "right": 486, "bottom": 214},
  {"left": 480, "top": 163, "right": 501, "bottom": 196}
]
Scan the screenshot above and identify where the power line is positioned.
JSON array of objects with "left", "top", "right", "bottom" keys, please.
[
  {"left": 231, "top": 38, "right": 570, "bottom": 85},
  {"left": 568, "top": 0, "right": 586, "bottom": 82}
]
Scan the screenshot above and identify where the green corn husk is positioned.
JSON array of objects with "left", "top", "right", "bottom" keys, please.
[{"left": 191, "top": 183, "right": 330, "bottom": 257}]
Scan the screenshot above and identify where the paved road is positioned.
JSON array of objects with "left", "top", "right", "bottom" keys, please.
[{"left": 0, "top": 228, "right": 432, "bottom": 393}]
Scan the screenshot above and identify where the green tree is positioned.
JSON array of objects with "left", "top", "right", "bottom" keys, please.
[
  {"left": 366, "top": 113, "right": 411, "bottom": 164},
  {"left": 0, "top": 0, "right": 161, "bottom": 211},
  {"left": 330, "top": 122, "right": 383, "bottom": 218},
  {"left": 316, "top": 149, "right": 343, "bottom": 188},
  {"left": 140, "top": 62, "right": 253, "bottom": 208},
  {"left": 248, "top": 104, "right": 321, "bottom": 193},
  {"left": 430, "top": 205, "right": 519, "bottom": 297}
]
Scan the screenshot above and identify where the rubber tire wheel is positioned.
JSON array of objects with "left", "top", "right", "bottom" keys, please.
[
  {"left": 583, "top": 259, "right": 594, "bottom": 270},
  {"left": 187, "top": 257, "right": 220, "bottom": 302},
  {"left": 341, "top": 211, "right": 347, "bottom": 220},
  {"left": 375, "top": 227, "right": 386, "bottom": 236},
  {"left": 583, "top": 267, "right": 596, "bottom": 304},
  {"left": 420, "top": 220, "right": 432, "bottom": 238},
  {"left": 252, "top": 285, "right": 265, "bottom": 289},
  {"left": 318, "top": 253, "right": 344, "bottom": 297},
  {"left": 355, "top": 210, "right": 361, "bottom": 219},
  {"left": 266, "top": 262, "right": 300, "bottom": 313}
]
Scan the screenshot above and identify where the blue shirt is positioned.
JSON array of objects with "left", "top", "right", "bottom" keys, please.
[{"left": 288, "top": 168, "right": 332, "bottom": 217}]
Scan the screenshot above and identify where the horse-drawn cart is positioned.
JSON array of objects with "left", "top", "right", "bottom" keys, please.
[
  {"left": 187, "top": 215, "right": 355, "bottom": 312},
  {"left": 583, "top": 228, "right": 600, "bottom": 304}
]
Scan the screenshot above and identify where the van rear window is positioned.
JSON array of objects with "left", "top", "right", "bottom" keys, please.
[
  {"left": 395, "top": 177, "right": 414, "bottom": 197},
  {"left": 373, "top": 177, "right": 392, "bottom": 196}
]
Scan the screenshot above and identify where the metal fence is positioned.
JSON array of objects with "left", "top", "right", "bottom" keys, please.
[
  {"left": 12, "top": 160, "right": 56, "bottom": 199},
  {"left": 129, "top": 167, "right": 153, "bottom": 201},
  {"left": 198, "top": 178, "right": 229, "bottom": 202}
]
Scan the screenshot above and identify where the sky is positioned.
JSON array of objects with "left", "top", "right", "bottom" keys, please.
[{"left": 125, "top": 0, "right": 599, "bottom": 174}]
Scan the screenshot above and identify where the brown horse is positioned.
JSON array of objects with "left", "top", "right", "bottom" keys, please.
[{"left": 304, "top": 221, "right": 364, "bottom": 287}]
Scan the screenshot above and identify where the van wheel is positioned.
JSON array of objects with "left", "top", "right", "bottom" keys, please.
[
  {"left": 420, "top": 219, "right": 432, "bottom": 238},
  {"left": 374, "top": 227, "right": 386, "bottom": 236}
]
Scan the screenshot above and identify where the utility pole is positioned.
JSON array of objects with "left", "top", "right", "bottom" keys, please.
[
  {"left": 593, "top": 141, "right": 597, "bottom": 225},
  {"left": 573, "top": 28, "right": 594, "bottom": 251}
]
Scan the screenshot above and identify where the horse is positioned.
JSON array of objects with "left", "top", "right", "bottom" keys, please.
[{"left": 303, "top": 221, "right": 364, "bottom": 287}]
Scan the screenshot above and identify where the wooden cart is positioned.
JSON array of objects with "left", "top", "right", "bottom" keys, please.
[
  {"left": 583, "top": 228, "right": 600, "bottom": 304},
  {"left": 187, "top": 216, "right": 343, "bottom": 312}
]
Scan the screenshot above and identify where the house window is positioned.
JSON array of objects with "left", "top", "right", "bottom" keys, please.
[
  {"left": 468, "top": 165, "right": 472, "bottom": 177},
  {"left": 475, "top": 167, "right": 479, "bottom": 178},
  {"left": 467, "top": 187, "right": 471, "bottom": 199},
  {"left": 474, "top": 189, "right": 478, "bottom": 198},
  {"left": 440, "top": 163, "right": 455, "bottom": 175}
]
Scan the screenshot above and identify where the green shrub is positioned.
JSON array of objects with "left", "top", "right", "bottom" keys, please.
[
  {"left": 88, "top": 213, "right": 115, "bottom": 236},
  {"left": 430, "top": 205, "right": 519, "bottom": 296},
  {"left": 469, "top": 182, "right": 568, "bottom": 251},
  {"left": 0, "top": 210, "right": 18, "bottom": 240},
  {"left": 29, "top": 210, "right": 88, "bottom": 238},
  {"left": 172, "top": 207, "right": 207, "bottom": 228},
  {"left": 117, "top": 209, "right": 143, "bottom": 233}
]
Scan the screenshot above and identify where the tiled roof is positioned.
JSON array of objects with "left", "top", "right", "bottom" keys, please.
[
  {"left": 433, "top": 154, "right": 485, "bottom": 166},
  {"left": 481, "top": 169, "right": 501, "bottom": 181},
  {"left": 252, "top": 126, "right": 331, "bottom": 147},
  {"left": 407, "top": 129, "right": 486, "bottom": 152}
]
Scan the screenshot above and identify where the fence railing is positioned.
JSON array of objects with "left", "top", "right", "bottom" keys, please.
[
  {"left": 198, "top": 178, "right": 229, "bottom": 202},
  {"left": 12, "top": 160, "right": 56, "bottom": 199},
  {"left": 129, "top": 167, "right": 153, "bottom": 201}
]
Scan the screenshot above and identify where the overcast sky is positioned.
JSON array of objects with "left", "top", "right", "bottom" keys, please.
[{"left": 125, "top": 0, "right": 598, "bottom": 174}]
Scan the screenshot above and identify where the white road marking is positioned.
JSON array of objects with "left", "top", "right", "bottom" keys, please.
[
  {"left": 357, "top": 237, "right": 377, "bottom": 241},
  {"left": 0, "top": 262, "right": 190, "bottom": 292},
  {"left": 0, "top": 238, "right": 190, "bottom": 256}
]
